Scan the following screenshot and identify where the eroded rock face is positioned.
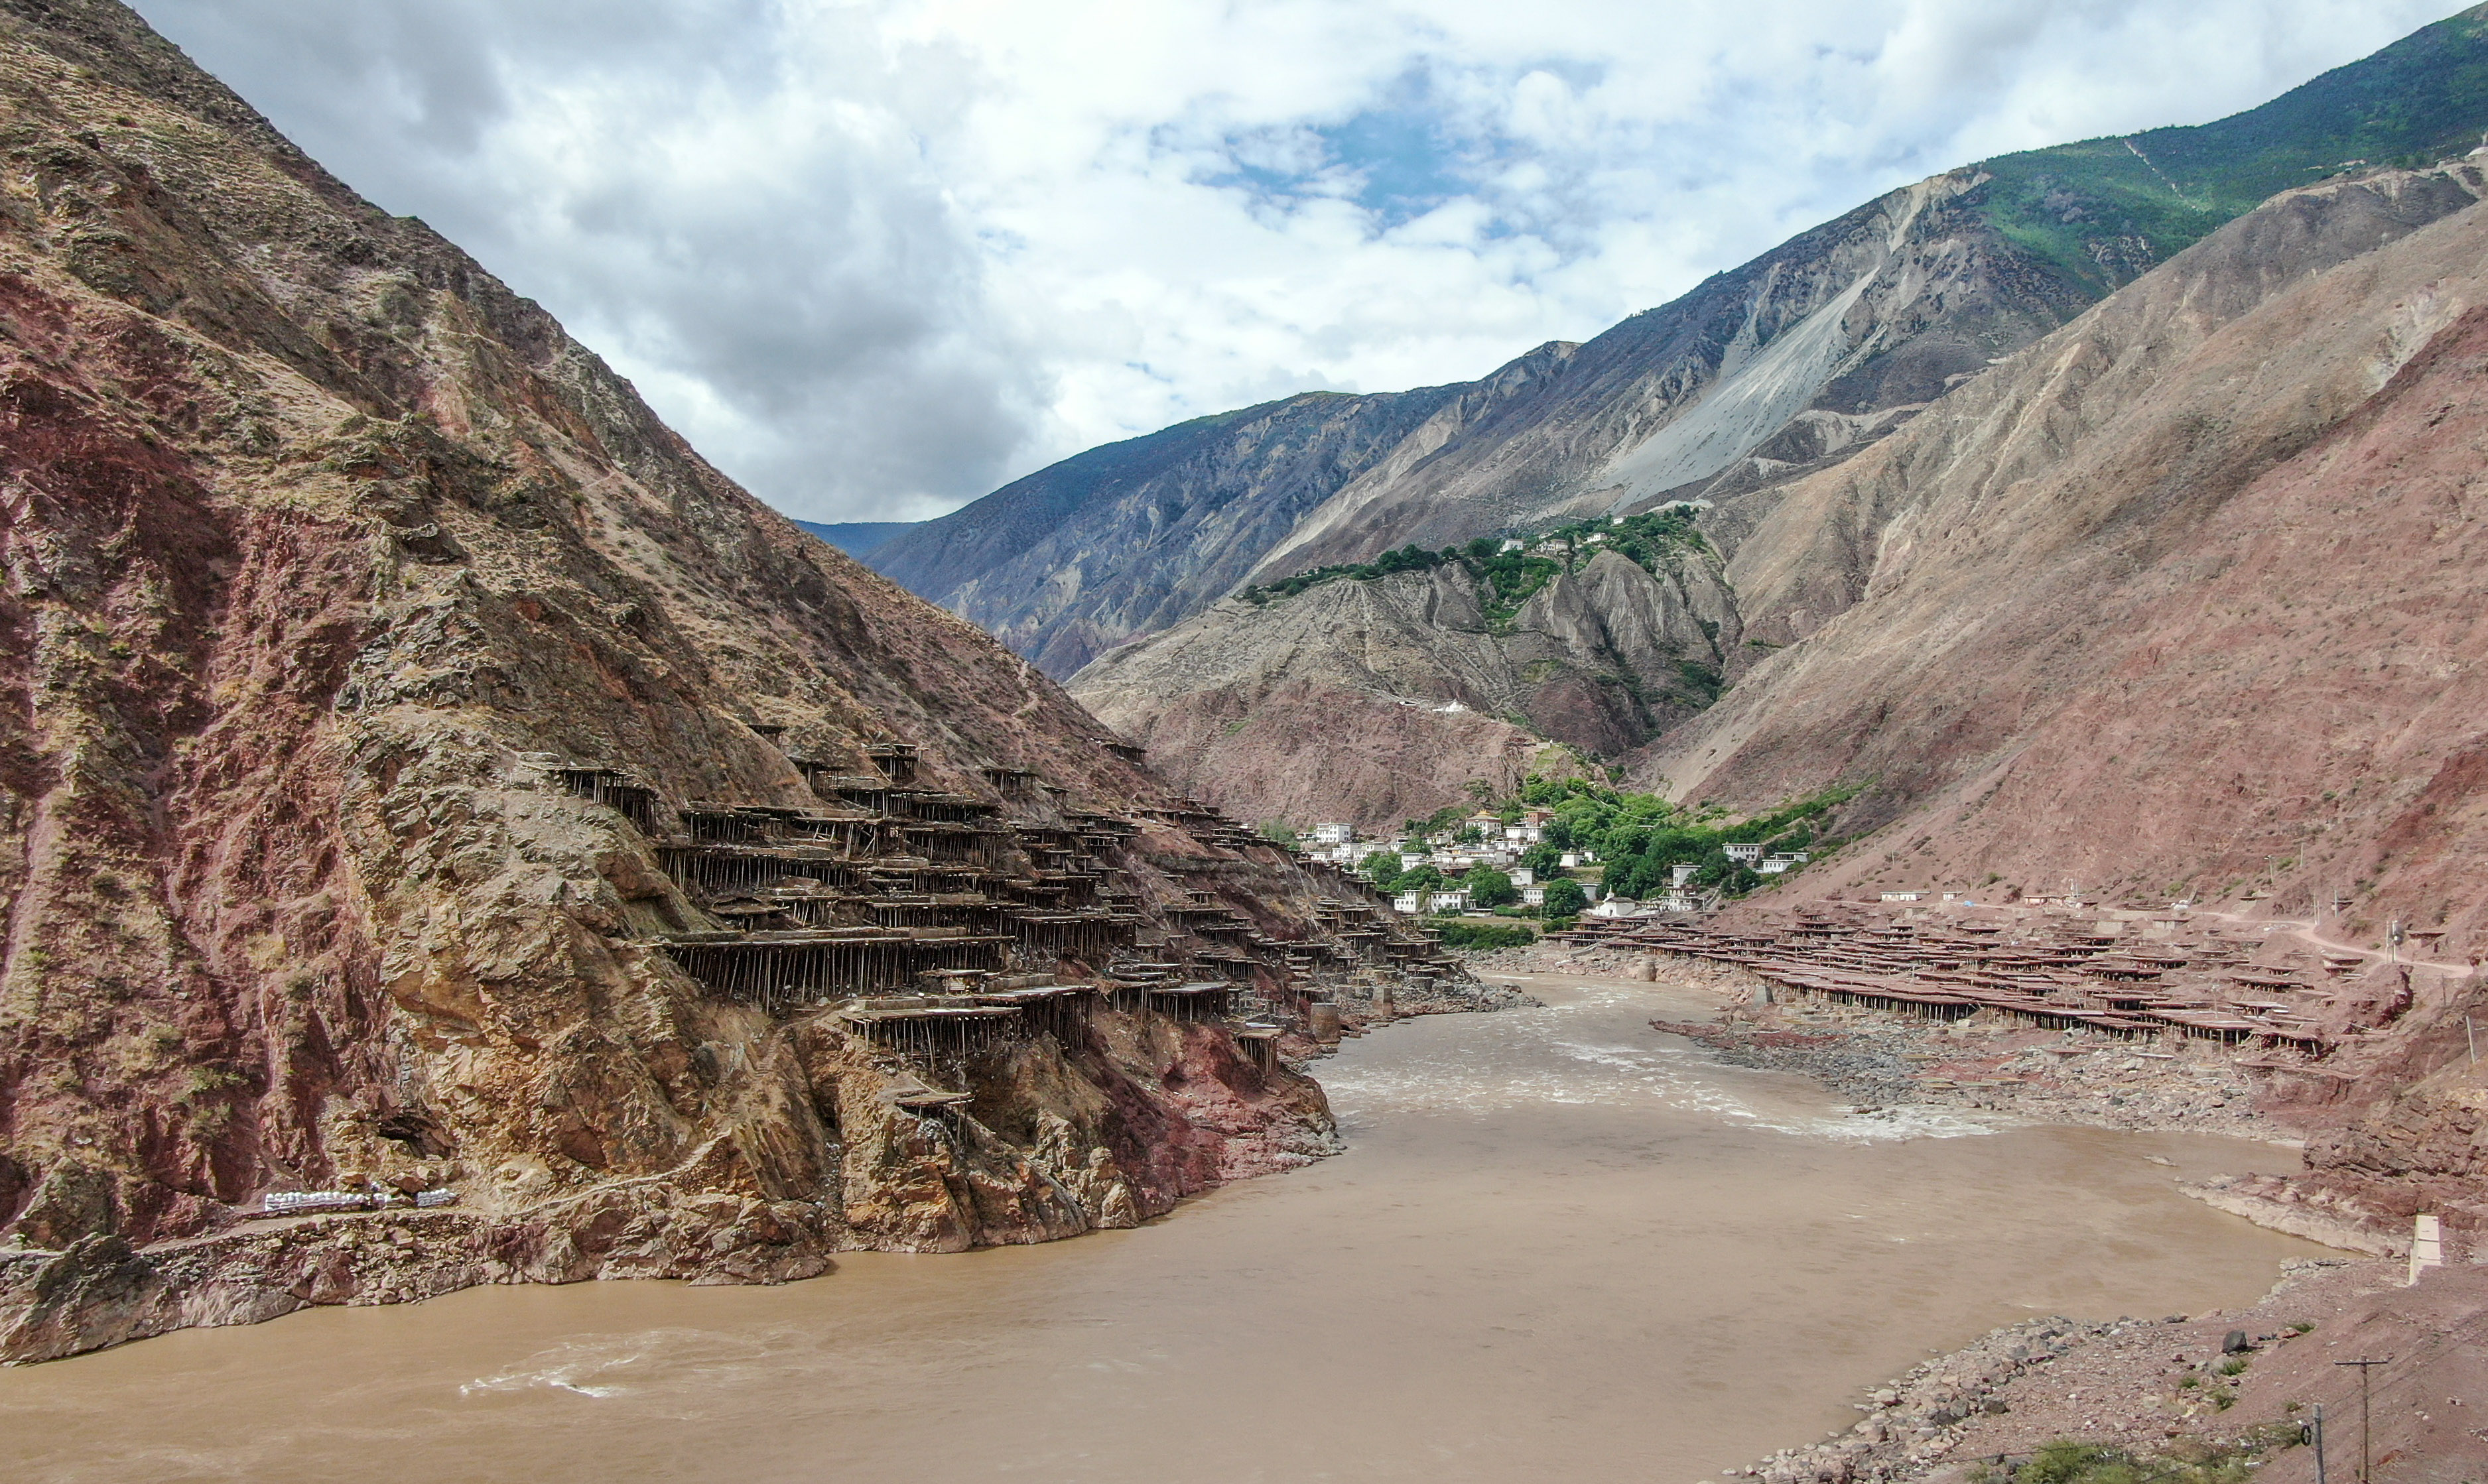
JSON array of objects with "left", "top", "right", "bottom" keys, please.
[
  {"left": 0, "top": 0, "right": 1394, "bottom": 1362},
  {"left": 1071, "top": 552, "right": 1735, "bottom": 826},
  {"left": 1652, "top": 160, "right": 2488, "bottom": 938},
  {"left": 869, "top": 389, "right": 1465, "bottom": 679}
]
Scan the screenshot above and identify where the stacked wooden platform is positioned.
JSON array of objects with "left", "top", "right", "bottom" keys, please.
[{"left": 1555, "top": 912, "right": 2337, "bottom": 1054}]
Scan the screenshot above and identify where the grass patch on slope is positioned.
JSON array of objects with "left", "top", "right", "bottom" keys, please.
[
  {"left": 1238, "top": 504, "right": 1711, "bottom": 630},
  {"left": 1975, "top": 3, "right": 2488, "bottom": 294}
]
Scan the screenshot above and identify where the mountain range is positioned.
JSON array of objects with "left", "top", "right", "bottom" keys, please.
[
  {"left": 794, "top": 519, "right": 917, "bottom": 559},
  {"left": 868, "top": 3, "right": 2488, "bottom": 837}
]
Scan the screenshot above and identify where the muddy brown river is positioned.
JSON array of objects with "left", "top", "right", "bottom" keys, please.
[{"left": 1, "top": 974, "right": 2332, "bottom": 1483}]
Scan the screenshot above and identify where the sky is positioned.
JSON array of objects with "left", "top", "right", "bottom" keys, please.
[{"left": 131, "top": 0, "right": 2458, "bottom": 524}]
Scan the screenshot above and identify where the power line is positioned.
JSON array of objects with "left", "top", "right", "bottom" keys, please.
[{"left": 2332, "top": 1357, "right": 2392, "bottom": 1484}]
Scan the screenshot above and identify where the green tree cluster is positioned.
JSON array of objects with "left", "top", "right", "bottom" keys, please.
[
  {"left": 1538, "top": 878, "right": 1588, "bottom": 917},
  {"left": 1461, "top": 867, "right": 1518, "bottom": 908},
  {"left": 1435, "top": 922, "right": 1535, "bottom": 951},
  {"left": 1502, "top": 773, "right": 1857, "bottom": 903},
  {"left": 1234, "top": 504, "right": 1711, "bottom": 622}
]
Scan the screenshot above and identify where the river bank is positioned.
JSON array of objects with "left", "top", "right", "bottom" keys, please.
[
  {"left": 1722, "top": 1255, "right": 2488, "bottom": 1484},
  {"left": 1, "top": 972, "right": 2326, "bottom": 1483},
  {"left": 1473, "top": 940, "right": 2289, "bottom": 1141},
  {"left": 1459, "top": 948, "right": 2485, "bottom": 1483}
]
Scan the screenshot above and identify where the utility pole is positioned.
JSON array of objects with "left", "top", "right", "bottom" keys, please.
[
  {"left": 2333, "top": 1357, "right": 2390, "bottom": 1484},
  {"left": 2312, "top": 1404, "right": 2328, "bottom": 1484}
]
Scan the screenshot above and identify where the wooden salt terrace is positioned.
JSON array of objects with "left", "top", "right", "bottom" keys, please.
[
  {"left": 798, "top": 767, "right": 891, "bottom": 812},
  {"left": 658, "top": 843, "right": 861, "bottom": 896},
  {"left": 1234, "top": 1022, "right": 1283, "bottom": 1071},
  {"left": 661, "top": 930, "right": 919, "bottom": 1007},
  {"left": 1147, "top": 982, "right": 1236, "bottom": 1020},
  {"left": 982, "top": 766, "right": 1037, "bottom": 796},
  {"left": 1008, "top": 908, "right": 1137, "bottom": 960},
  {"left": 1570, "top": 913, "right": 2341, "bottom": 1057},
  {"left": 551, "top": 765, "right": 664, "bottom": 834},
  {"left": 863, "top": 742, "right": 920, "bottom": 784},
  {"left": 547, "top": 733, "right": 1451, "bottom": 1049},
  {"left": 976, "top": 983, "right": 1100, "bottom": 1037},
  {"left": 840, "top": 997, "right": 1019, "bottom": 1056}
]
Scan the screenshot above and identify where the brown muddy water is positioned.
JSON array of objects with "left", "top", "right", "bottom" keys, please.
[{"left": 2, "top": 974, "right": 2333, "bottom": 1483}]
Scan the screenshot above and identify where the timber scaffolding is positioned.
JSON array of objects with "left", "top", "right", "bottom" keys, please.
[
  {"left": 982, "top": 765, "right": 1037, "bottom": 796},
  {"left": 863, "top": 742, "right": 919, "bottom": 784},
  {"left": 1311, "top": 896, "right": 1425, "bottom": 969},
  {"left": 651, "top": 795, "right": 1144, "bottom": 1003},
  {"left": 1555, "top": 912, "right": 2338, "bottom": 1056},
  {"left": 548, "top": 764, "right": 663, "bottom": 834},
  {"left": 543, "top": 738, "right": 1453, "bottom": 1044},
  {"left": 1100, "top": 961, "right": 1236, "bottom": 1020},
  {"left": 1140, "top": 797, "right": 1270, "bottom": 853},
  {"left": 838, "top": 974, "right": 1110, "bottom": 1058}
]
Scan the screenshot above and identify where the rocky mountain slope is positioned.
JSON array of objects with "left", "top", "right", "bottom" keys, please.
[
  {"left": 0, "top": 0, "right": 1457, "bottom": 1362},
  {"left": 1075, "top": 533, "right": 1738, "bottom": 828},
  {"left": 1626, "top": 156, "right": 2488, "bottom": 1263},
  {"left": 869, "top": 387, "right": 1465, "bottom": 677},
  {"left": 1650, "top": 154, "right": 2488, "bottom": 942},
  {"left": 795, "top": 519, "right": 917, "bottom": 559}
]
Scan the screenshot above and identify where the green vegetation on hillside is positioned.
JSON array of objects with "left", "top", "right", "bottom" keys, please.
[
  {"left": 1543, "top": 503, "right": 1711, "bottom": 574},
  {"left": 1376, "top": 772, "right": 1858, "bottom": 920},
  {"left": 1462, "top": 867, "right": 1520, "bottom": 908},
  {"left": 1434, "top": 922, "right": 1536, "bottom": 950},
  {"left": 1502, "top": 773, "right": 1863, "bottom": 902},
  {"left": 1237, "top": 504, "right": 1711, "bottom": 627},
  {"left": 1970, "top": 1428, "right": 2310, "bottom": 1484},
  {"left": 1976, "top": 3, "right": 2488, "bottom": 293}
]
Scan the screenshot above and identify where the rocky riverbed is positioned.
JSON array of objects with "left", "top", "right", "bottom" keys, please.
[
  {"left": 1473, "top": 942, "right": 2284, "bottom": 1141},
  {"left": 1718, "top": 1256, "right": 2488, "bottom": 1484},
  {"left": 1646, "top": 1017, "right": 2277, "bottom": 1141}
]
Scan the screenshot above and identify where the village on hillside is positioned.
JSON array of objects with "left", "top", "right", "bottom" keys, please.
[{"left": 1284, "top": 794, "right": 1815, "bottom": 922}]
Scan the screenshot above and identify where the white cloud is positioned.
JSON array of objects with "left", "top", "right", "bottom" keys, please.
[{"left": 131, "top": 0, "right": 2457, "bottom": 521}]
